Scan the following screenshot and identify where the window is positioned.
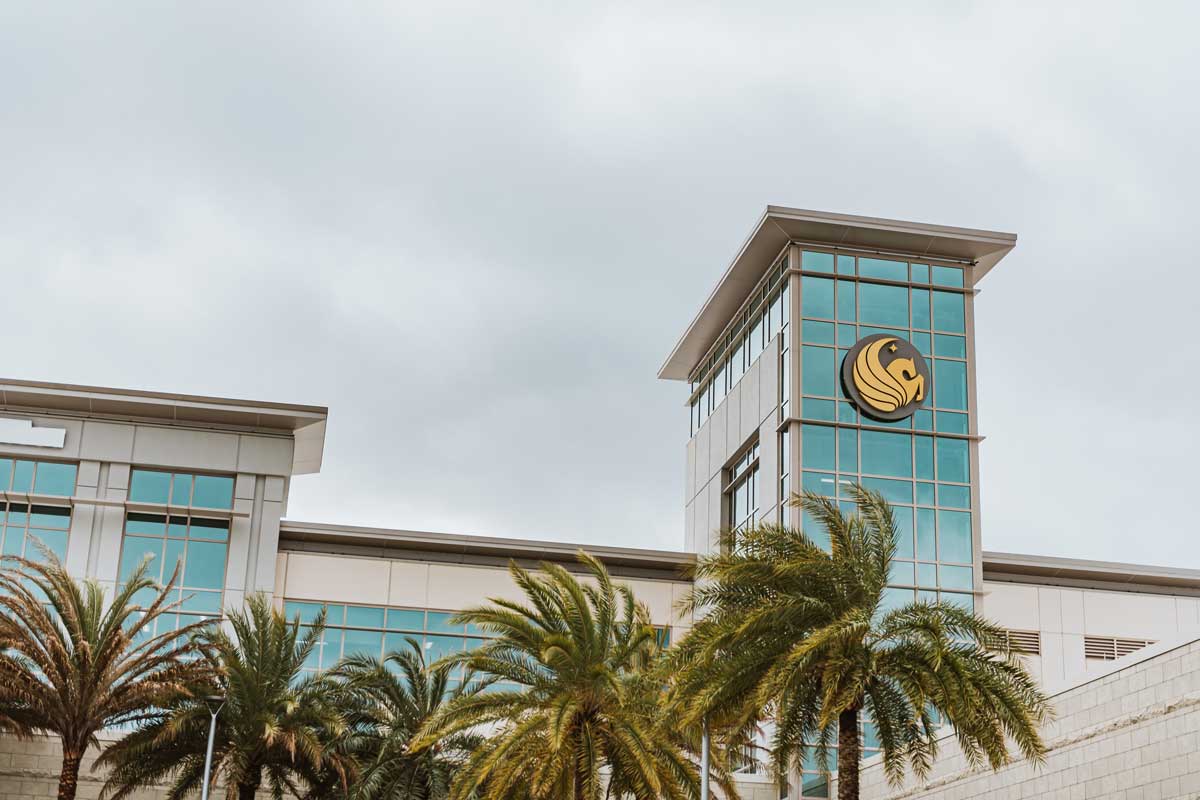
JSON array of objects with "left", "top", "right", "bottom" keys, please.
[
  {"left": 0, "top": 503, "right": 71, "bottom": 563},
  {"left": 727, "top": 444, "right": 759, "bottom": 533},
  {"left": 0, "top": 459, "right": 77, "bottom": 497},
  {"left": 117, "top": 512, "right": 230, "bottom": 635},
  {"left": 129, "top": 469, "right": 234, "bottom": 509},
  {"left": 1084, "top": 636, "right": 1154, "bottom": 661}
]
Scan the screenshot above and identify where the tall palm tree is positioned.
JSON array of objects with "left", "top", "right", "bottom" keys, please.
[
  {"left": 416, "top": 552, "right": 735, "bottom": 800},
  {"left": 668, "top": 485, "right": 1051, "bottom": 800},
  {"left": 325, "top": 638, "right": 484, "bottom": 800},
  {"left": 99, "top": 593, "right": 355, "bottom": 800},
  {"left": 0, "top": 551, "right": 212, "bottom": 800}
]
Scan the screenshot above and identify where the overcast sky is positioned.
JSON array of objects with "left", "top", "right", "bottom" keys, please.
[{"left": 3, "top": 2, "right": 1197, "bottom": 565}]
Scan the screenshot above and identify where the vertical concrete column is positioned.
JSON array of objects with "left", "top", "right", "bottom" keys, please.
[
  {"left": 63, "top": 460, "right": 98, "bottom": 575},
  {"left": 93, "top": 463, "right": 130, "bottom": 588},
  {"left": 787, "top": 267, "right": 804, "bottom": 530}
]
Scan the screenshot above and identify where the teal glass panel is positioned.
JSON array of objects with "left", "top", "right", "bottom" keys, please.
[
  {"left": 934, "top": 333, "right": 966, "bottom": 358},
  {"left": 802, "top": 277, "right": 835, "bottom": 318},
  {"left": 858, "top": 283, "right": 908, "bottom": 328},
  {"left": 858, "top": 257, "right": 906, "bottom": 281},
  {"left": 836, "top": 324, "right": 858, "bottom": 346},
  {"left": 802, "top": 320, "right": 835, "bottom": 344},
  {"left": 939, "top": 565, "right": 973, "bottom": 590},
  {"left": 917, "top": 589, "right": 938, "bottom": 604},
  {"left": 33, "top": 463, "right": 76, "bottom": 496},
  {"left": 837, "top": 402, "right": 858, "bottom": 423},
  {"left": 936, "top": 438, "right": 970, "bottom": 483},
  {"left": 916, "top": 509, "right": 936, "bottom": 560},
  {"left": 836, "top": 255, "right": 855, "bottom": 275},
  {"left": 182, "top": 541, "right": 227, "bottom": 589},
  {"left": 179, "top": 589, "right": 223, "bottom": 614},
  {"left": 125, "top": 513, "right": 166, "bottom": 536},
  {"left": 322, "top": 629, "right": 344, "bottom": 664},
  {"left": 860, "top": 476, "right": 912, "bottom": 504},
  {"left": 119, "top": 537, "right": 162, "bottom": 581},
  {"left": 910, "top": 289, "right": 931, "bottom": 330},
  {"left": 802, "top": 745, "right": 836, "bottom": 771},
  {"left": 30, "top": 506, "right": 70, "bottom": 529},
  {"left": 424, "top": 634, "right": 464, "bottom": 661},
  {"left": 323, "top": 605, "right": 347, "bottom": 626},
  {"left": 189, "top": 518, "right": 230, "bottom": 542},
  {"left": 30, "top": 529, "right": 67, "bottom": 561},
  {"left": 914, "top": 437, "right": 933, "bottom": 479},
  {"left": 801, "top": 510, "right": 832, "bottom": 551},
  {"left": 0, "top": 460, "right": 10, "bottom": 490},
  {"left": 426, "top": 611, "right": 464, "bottom": 634},
  {"left": 12, "top": 461, "right": 33, "bottom": 493},
  {"left": 170, "top": 474, "right": 192, "bottom": 505},
  {"left": 802, "top": 251, "right": 835, "bottom": 273},
  {"left": 911, "top": 264, "right": 929, "bottom": 283},
  {"left": 2, "top": 528, "right": 22, "bottom": 556},
  {"left": 163, "top": 539, "right": 186, "bottom": 581},
  {"left": 893, "top": 507, "right": 914, "bottom": 558},
  {"left": 934, "top": 360, "right": 968, "bottom": 410},
  {"left": 889, "top": 561, "right": 915, "bottom": 585},
  {"left": 860, "top": 430, "right": 912, "bottom": 478},
  {"left": 880, "top": 587, "right": 914, "bottom": 614},
  {"left": 932, "top": 291, "right": 966, "bottom": 333},
  {"left": 916, "top": 563, "right": 937, "bottom": 588},
  {"left": 941, "top": 592, "right": 974, "bottom": 613},
  {"left": 193, "top": 476, "right": 234, "bottom": 509},
  {"left": 129, "top": 470, "right": 171, "bottom": 504},
  {"left": 802, "top": 774, "right": 829, "bottom": 798},
  {"left": 7, "top": 506, "right": 26, "bottom": 526},
  {"left": 802, "top": 471, "right": 836, "bottom": 497},
  {"left": 801, "top": 425, "right": 836, "bottom": 471},
  {"left": 167, "top": 516, "right": 189, "bottom": 539},
  {"left": 386, "top": 609, "right": 425, "bottom": 631},
  {"left": 344, "top": 628, "right": 383, "bottom": 659},
  {"left": 836, "top": 280, "right": 856, "bottom": 321},
  {"left": 346, "top": 605, "right": 385, "bottom": 628},
  {"left": 802, "top": 399, "right": 836, "bottom": 421},
  {"left": 802, "top": 345, "right": 836, "bottom": 396},
  {"left": 837, "top": 427, "right": 858, "bottom": 472},
  {"left": 937, "top": 511, "right": 973, "bottom": 563},
  {"left": 916, "top": 481, "right": 935, "bottom": 506},
  {"left": 285, "top": 601, "right": 327, "bottom": 624},
  {"left": 931, "top": 266, "right": 964, "bottom": 288},
  {"left": 938, "top": 484, "right": 971, "bottom": 509},
  {"left": 913, "top": 408, "right": 934, "bottom": 431},
  {"left": 911, "top": 331, "right": 931, "bottom": 356},
  {"left": 936, "top": 411, "right": 969, "bottom": 434},
  {"left": 384, "top": 632, "right": 417, "bottom": 655},
  {"left": 876, "top": 416, "right": 914, "bottom": 431}
]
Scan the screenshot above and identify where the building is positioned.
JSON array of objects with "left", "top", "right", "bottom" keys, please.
[{"left": 1, "top": 207, "right": 1198, "bottom": 800}]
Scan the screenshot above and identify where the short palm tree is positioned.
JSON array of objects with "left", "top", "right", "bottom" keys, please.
[
  {"left": 99, "top": 593, "right": 355, "bottom": 800},
  {"left": 0, "top": 551, "right": 212, "bottom": 800},
  {"left": 669, "top": 485, "right": 1051, "bottom": 800},
  {"left": 328, "top": 638, "right": 484, "bottom": 800},
  {"left": 416, "top": 552, "right": 733, "bottom": 800}
]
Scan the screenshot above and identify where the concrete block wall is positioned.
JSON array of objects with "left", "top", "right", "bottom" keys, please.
[
  {"left": 858, "top": 635, "right": 1200, "bottom": 800},
  {"left": 685, "top": 335, "right": 782, "bottom": 557}
]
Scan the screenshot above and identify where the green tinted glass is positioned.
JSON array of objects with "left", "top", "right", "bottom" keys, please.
[
  {"left": 894, "top": 507, "right": 914, "bottom": 558},
  {"left": 936, "top": 411, "right": 969, "bottom": 434},
  {"left": 937, "top": 511, "right": 972, "bottom": 563},
  {"left": 914, "top": 436, "right": 934, "bottom": 480},
  {"left": 802, "top": 277, "right": 835, "bottom": 318},
  {"left": 860, "top": 476, "right": 912, "bottom": 504},
  {"left": 12, "top": 461, "right": 33, "bottom": 492},
  {"left": 802, "top": 398, "right": 836, "bottom": 421},
  {"left": 916, "top": 509, "right": 936, "bottom": 560},
  {"left": 802, "top": 471, "right": 836, "bottom": 497},
  {"left": 802, "top": 251, "right": 835, "bottom": 273},
  {"left": 386, "top": 609, "right": 426, "bottom": 631},
  {"left": 347, "top": 605, "right": 385, "bottom": 628},
  {"left": 910, "top": 289, "right": 931, "bottom": 329},
  {"left": 182, "top": 541, "right": 227, "bottom": 589},
  {"left": 33, "top": 463, "right": 76, "bottom": 496},
  {"left": 836, "top": 255, "right": 855, "bottom": 275},
  {"left": 837, "top": 427, "right": 858, "bottom": 472},
  {"left": 171, "top": 474, "right": 192, "bottom": 505},
  {"left": 934, "top": 333, "right": 966, "bottom": 358},
  {"left": 936, "top": 438, "right": 970, "bottom": 483},
  {"left": 130, "top": 471, "right": 171, "bottom": 504},
  {"left": 938, "top": 484, "right": 971, "bottom": 509},
  {"left": 939, "top": 565, "right": 973, "bottom": 590},
  {"left": 917, "top": 563, "right": 938, "bottom": 588},
  {"left": 802, "top": 345, "right": 837, "bottom": 396},
  {"left": 934, "top": 360, "right": 968, "bottom": 410},
  {"left": 801, "top": 425, "right": 835, "bottom": 471},
  {"left": 914, "top": 409, "right": 934, "bottom": 431},
  {"left": 910, "top": 264, "right": 929, "bottom": 283},
  {"left": 889, "top": 561, "right": 915, "bottom": 585},
  {"left": 931, "top": 266, "right": 964, "bottom": 288},
  {"left": 932, "top": 291, "right": 965, "bottom": 333},
  {"left": 858, "top": 258, "right": 906, "bottom": 281},
  {"left": 916, "top": 481, "right": 935, "bottom": 506},
  {"left": 802, "top": 320, "right": 835, "bottom": 344},
  {"left": 859, "top": 430, "right": 912, "bottom": 478},
  {"left": 193, "top": 476, "right": 234, "bottom": 509},
  {"left": 837, "top": 281, "right": 856, "bottom": 321},
  {"left": 858, "top": 283, "right": 908, "bottom": 328}
]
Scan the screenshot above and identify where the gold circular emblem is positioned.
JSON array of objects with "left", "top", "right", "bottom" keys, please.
[{"left": 841, "top": 334, "right": 931, "bottom": 421}]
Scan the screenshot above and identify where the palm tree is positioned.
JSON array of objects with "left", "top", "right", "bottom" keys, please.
[
  {"left": 416, "top": 552, "right": 735, "bottom": 800},
  {"left": 99, "top": 593, "right": 355, "bottom": 800},
  {"left": 0, "top": 551, "right": 212, "bottom": 800},
  {"left": 325, "top": 638, "right": 484, "bottom": 800},
  {"left": 668, "top": 485, "right": 1051, "bottom": 800}
]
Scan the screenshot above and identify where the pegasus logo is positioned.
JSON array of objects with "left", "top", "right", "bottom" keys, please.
[{"left": 842, "top": 335, "right": 931, "bottom": 421}]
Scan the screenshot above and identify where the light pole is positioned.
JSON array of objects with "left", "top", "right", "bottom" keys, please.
[
  {"left": 700, "top": 720, "right": 710, "bottom": 800},
  {"left": 201, "top": 694, "right": 225, "bottom": 800}
]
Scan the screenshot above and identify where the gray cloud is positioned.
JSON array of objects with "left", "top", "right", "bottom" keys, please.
[{"left": 2, "top": 1, "right": 1198, "bottom": 563}]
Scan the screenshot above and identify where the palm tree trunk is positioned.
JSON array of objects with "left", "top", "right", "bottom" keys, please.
[
  {"left": 238, "top": 776, "right": 262, "bottom": 800},
  {"left": 57, "top": 747, "right": 82, "bottom": 800},
  {"left": 837, "top": 707, "right": 860, "bottom": 800}
]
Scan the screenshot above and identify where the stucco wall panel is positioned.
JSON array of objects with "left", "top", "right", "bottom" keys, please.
[{"left": 283, "top": 553, "right": 390, "bottom": 606}]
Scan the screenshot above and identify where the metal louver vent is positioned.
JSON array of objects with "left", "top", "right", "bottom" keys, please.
[
  {"left": 1004, "top": 629, "right": 1041, "bottom": 655},
  {"left": 1084, "top": 635, "right": 1154, "bottom": 661}
]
